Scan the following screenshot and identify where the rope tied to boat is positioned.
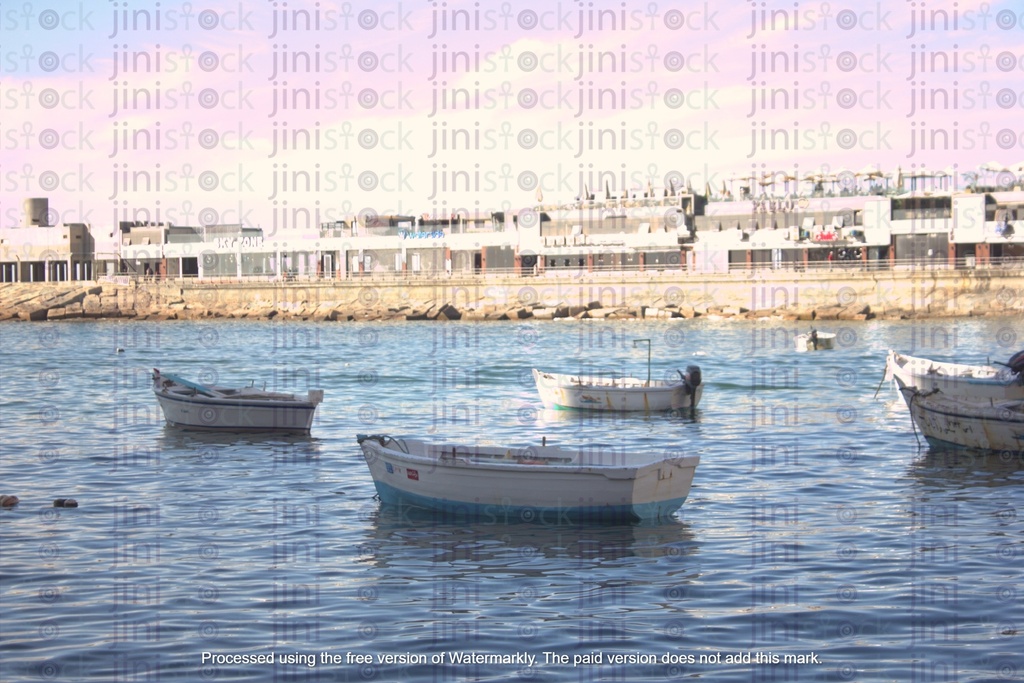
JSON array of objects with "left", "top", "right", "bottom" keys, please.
[
  {"left": 872, "top": 367, "right": 888, "bottom": 399},
  {"left": 906, "top": 388, "right": 940, "bottom": 450},
  {"left": 907, "top": 391, "right": 922, "bottom": 448}
]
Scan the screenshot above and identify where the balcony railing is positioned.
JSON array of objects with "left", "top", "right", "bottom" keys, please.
[{"left": 120, "top": 255, "right": 1024, "bottom": 287}]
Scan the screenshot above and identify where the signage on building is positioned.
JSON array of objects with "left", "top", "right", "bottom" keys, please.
[
  {"left": 216, "top": 236, "right": 264, "bottom": 249},
  {"left": 399, "top": 230, "right": 445, "bottom": 239}
]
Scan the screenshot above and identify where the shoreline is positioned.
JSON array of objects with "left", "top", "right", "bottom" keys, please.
[{"left": 2, "top": 269, "right": 1022, "bottom": 323}]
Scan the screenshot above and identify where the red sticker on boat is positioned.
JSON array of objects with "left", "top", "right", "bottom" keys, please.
[{"left": 407, "top": 469, "right": 419, "bottom": 480}]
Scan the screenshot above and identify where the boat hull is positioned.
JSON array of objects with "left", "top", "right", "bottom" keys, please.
[
  {"left": 886, "top": 350, "right": 1024, "bottom": 403},
  {"left": 898, "top": 386, "right": 1024, "bottom": 455},
  {"left": 357, "top": 437, "right": 699, "bottom": 523},
  {"left": 532, "top": 369, "right": 702, "bottom": 412},
  {"left": 154, "top": 389, "right": 319, "bottom": 432}
]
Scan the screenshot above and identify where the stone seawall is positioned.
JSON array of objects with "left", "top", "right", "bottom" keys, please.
[{"left": 1, "top": 268, "right": 1022, "bottom": 323}]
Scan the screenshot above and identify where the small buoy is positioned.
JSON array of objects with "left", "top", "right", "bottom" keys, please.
[
  {"left": 53, "top": 498, "right": 78, "bottom": 508},
  {"left": 0, "top": 494, "right": 20, "bottom": 507}
]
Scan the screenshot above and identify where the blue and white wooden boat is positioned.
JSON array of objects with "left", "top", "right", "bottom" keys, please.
[
  {"left": 895, "top": 376, "right": 1024, "bottom": 455},
  {"left": 355, "top": 434, "right": 700, "bottom": 523},
  {"left": 152, "top": 369, "right": 323, "bottom": 432}
]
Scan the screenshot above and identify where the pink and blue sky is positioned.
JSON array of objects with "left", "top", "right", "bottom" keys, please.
[{"left": 2, "top": 0, "right": 1023, "bottom": 234}]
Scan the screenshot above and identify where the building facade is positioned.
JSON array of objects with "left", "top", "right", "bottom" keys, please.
[{"left": 3, "top": 187, "right": 1023, "bottom": 284}]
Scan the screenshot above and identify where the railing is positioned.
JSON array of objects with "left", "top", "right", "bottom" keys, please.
[
  {"left": 123, "top": 256, "right": 1023, "bottom": 287},
  {"left": 737, "top": 256, "right": 1023, "bottom": 275}
]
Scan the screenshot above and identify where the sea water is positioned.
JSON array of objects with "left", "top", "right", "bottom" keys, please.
[{"left": 0, "top": 316, "right": 1021, "bottom": 682}]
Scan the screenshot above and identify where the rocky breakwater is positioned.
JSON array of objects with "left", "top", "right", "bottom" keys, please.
[
  {"left": 0, "top": 281, "right": 204, "bottom": 321},
  {"left": 0, "top": 283, "right": 114, "bottom": 321},
  {"left": 1, "top": 273, "right": 1022, "bottom": 323}
]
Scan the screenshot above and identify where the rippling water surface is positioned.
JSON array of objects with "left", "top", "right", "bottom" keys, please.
[{"left": 1, "top": 317, "right": 1022, "bottom": 682}]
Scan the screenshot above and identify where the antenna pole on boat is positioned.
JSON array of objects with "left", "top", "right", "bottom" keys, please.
[{"left": 633, "top": 339, "right": 651, "bottom": 387}]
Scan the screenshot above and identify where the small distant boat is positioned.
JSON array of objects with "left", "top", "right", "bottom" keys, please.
[
  {"left": 152, "top": 369, "right": 323, "bottom": 432},
  {"left": 355, "top": 434, "right": 701, "bottom": 523},
  {"left": 895, "top": 377, "right": 1024, "bottom": 454},
  {"left": 884, "top": 349, "right": 1024, "bottom": 402},
  {"left": 794, "top": 329, "right": 835, "bottom": 352}
]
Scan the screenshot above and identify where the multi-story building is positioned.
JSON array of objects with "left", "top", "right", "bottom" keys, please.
[
  {"left": 3, "top": 181, "right": 1022, "bottom": 283},
  {"left": 0, "top": 199, "right": 112, "bottom": 282}
]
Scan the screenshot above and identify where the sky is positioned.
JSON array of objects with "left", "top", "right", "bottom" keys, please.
[{"left": 2, "top": 0, "right": 1024, "bottom": 236}]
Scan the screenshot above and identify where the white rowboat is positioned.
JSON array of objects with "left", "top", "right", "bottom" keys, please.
[
  {"left": 532, "top": 367, "right": 702, "bottom": 412},
  {"left": 884, "top": 350, "right": 1024, "bottom": 403},
  {"left": 152, "top": 369, "right": 324, "bottom": 432},
  {"left": 355, "top": 434, "right": 700, "bottom": 523}
]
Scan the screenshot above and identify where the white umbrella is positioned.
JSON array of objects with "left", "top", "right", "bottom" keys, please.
[
  {"left": 802, "top": 172, "right": 823, "bottom": 195},
  {"left": 776, "top": 172, "right": 797, "bottom": 195},
  {"left": 728, "top": 172, "right": 752, "bottom": 197},
  {"left": 857, "top": 164, "right": 883, "bottom": 178},
  {"left": 833, "top": 168, "right": 857, "bottom": 194},
  {"left": 856, "top": 166, "right": 883, "bottom": 193}
]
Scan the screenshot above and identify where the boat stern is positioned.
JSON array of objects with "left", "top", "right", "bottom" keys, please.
[{"left": 630, "top": 455, "right": 700, "bottom": 517}]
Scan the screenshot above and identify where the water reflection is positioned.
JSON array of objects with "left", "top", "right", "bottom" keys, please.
[
  {"left": 154, "top": 424, "right": 319, "bottom": 445},
  {"left": 525, "top": 408, "right": 706, "bottom": 449},
  {"left": 533, "top": 407, "right": 703, "bottom": 425},
  {"left": 152, "top": 426, "right": 321, "bottom": 458},
  {"left": 355, "top": 506, "right": 698, "bottom": 570},
  {"left": 906, "top": 446, "right": 1024, "bottom": 490}
]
